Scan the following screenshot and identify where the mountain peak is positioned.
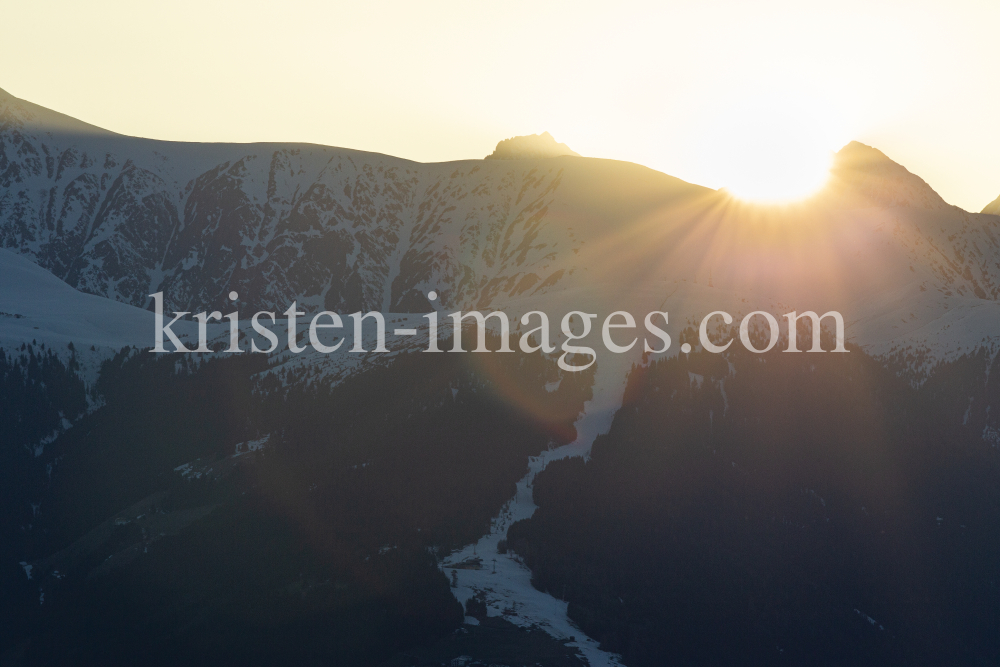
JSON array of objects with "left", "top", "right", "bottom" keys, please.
[
  {"left": 829, "top": 141, "right": 948, "bottom": 210},
  {"left": 485, "top": 132, "right": 580, "bottom": 160},
  {"left": 983, "top": 194, "right": 1000, "bottom": 216}
]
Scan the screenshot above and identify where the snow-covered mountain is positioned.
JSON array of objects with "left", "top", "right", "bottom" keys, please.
[
  {"left": 2, "top": 86, "right": 665, "bottom": 316},
  {"left": 4, "top": 85, "right": 1000, "bottom": 368},
  {"left": 4, "top": 88, "right": 1000, "bottom": 667},
  {"left": 0, "top": 247, "right": 205, "bottom": 385}
]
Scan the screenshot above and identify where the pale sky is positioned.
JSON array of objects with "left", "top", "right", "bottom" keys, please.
[{"left": 3, "top": 0, "right": 998, "bottom": 209}]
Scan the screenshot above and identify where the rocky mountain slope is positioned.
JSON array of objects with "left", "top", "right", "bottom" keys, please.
[
  {"left": 4, "top": 88, "right": 1000, "bottom": 666},
  {"left": 5, "top": 85, "right": 1000, "bottom": 363}
]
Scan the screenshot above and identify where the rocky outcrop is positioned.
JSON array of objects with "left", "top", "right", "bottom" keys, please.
[{"left": 485, "top": 132, "right": 580, "bottom": 160}]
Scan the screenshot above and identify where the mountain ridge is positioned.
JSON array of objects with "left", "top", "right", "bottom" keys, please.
[
  {"left": 3, "top": 87, "right": 1000, "bottom": 365},
  {"left": 0, "top": 86, "right": 116, "bottom": 138},
  {"left": 984, "top": 193, "right": 1000, "bottom": 215},
  {"left": 5, "top": 89, "right": 1000, "bottom": 667},
  {"left": 829, "top": 140, "right": 951, "bottom": 210}
]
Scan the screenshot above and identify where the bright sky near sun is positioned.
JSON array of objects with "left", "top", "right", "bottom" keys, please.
[{"left": 2, "top": 1, "right": 998, "bottom": 207}]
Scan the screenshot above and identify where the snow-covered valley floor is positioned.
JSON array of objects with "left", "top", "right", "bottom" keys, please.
[{"left": 439, "top": 351, "right": 639, "bottom": 667}]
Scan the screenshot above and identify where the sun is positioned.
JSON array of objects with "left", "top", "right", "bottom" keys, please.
[
  {"left": 700, "top": 92, "right": 848, "bottom": 204},
  {"left": 720, "top": 133, "right": 833, "bottom": 204}
]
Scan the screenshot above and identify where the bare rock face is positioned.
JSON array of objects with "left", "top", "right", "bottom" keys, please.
[{"left": 485, "top": 132, "right": 580, "bottom": 160}]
